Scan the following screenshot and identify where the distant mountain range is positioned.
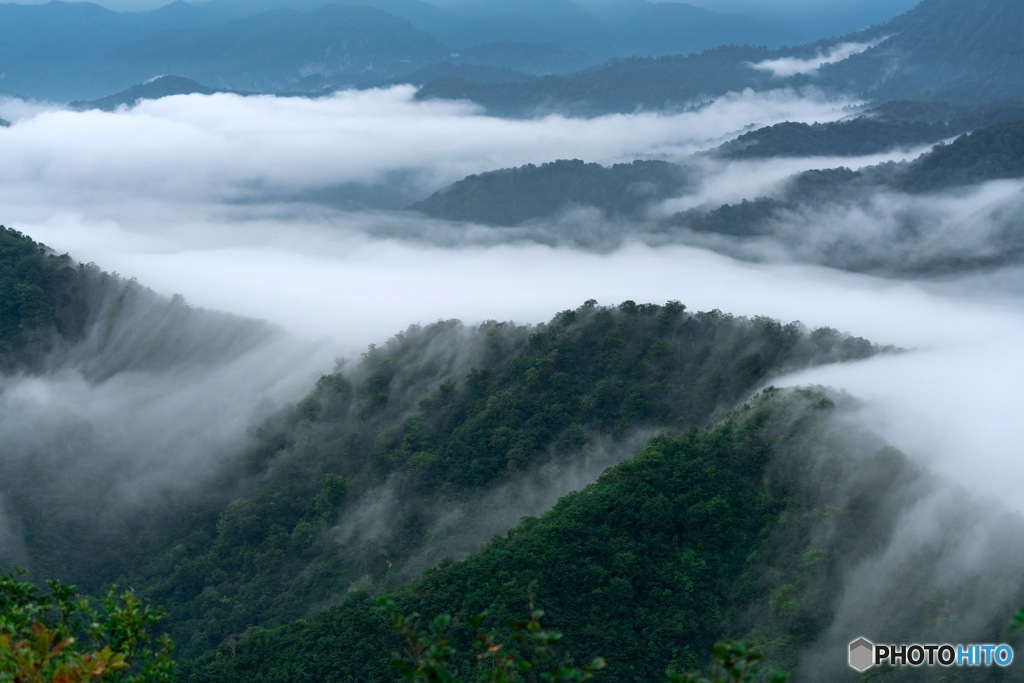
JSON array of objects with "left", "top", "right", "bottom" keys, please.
[
  {"left": 68, "top": 74, "right": 222, "bottom": 111},
  {"left": 416, "top": 0, "right": 1024, "bottom": 115},
  {"left": 408, "top": 112, "right": 1024, "bottom": 275},
  {"left": 0, "top": 0, "right": 916, "bottom": 103}
]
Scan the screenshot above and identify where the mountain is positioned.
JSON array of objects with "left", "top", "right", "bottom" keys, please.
[
  {"left": 113, "top": 296, "right": 878, "bottom": 661},
  {"left": 669, "top": 117, "right": 1024, "bottom": 275},
  {"left": 0, "top": 0, "right": 773, "bottom": 103},
  {"left": 0, "top": 2, "right": 450, "bottom": 100},
  {"left": 409, "top": 159, "right": 695, "bottom": 227},
  {"left": 113, "top": 5, "right": 452, "bottom": 94},
  {"left": 0, "top": 226, "right": 328, "bottom": 586},
  {"left": 198, "top": 0, "right": 459, "bottom": 37},
  {"left": 415, "top": 44, "right": 776, "bottom": 117},
  {"left": 435, "top": 0, "right": 614, "bottom": 55},
  {"left": 713, "top": 103, "right": 1024, "bottom": 159},
  {"left": 415, "top": 0, "right": 1024, "bottom": 116},
  {"left": 713, "top": 117, "right": 960, "bottom": 159},
  {"left": 69, "top": 75, "right": 223, "bottom": 111},
  {"left": 0, "top": 1, "right": 214, "bottom": 100},
  {"left": 178, "top": 385, "right": 1024, "bottom": 682},
  {"left": 593, "top": 1, "right": 772, "bottom": 57},
  {"left": 817, "top": 0, "right": 1024, "bottom": 104},
  {"left": 0, "top": 224, "right": 884, "bottom": 663}
]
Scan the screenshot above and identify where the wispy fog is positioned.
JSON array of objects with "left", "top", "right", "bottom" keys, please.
[
  {"left": 3, "top": 82, "right": 1024, "bottom": 663},
  {"left": 749, "top": 39, "right": 888, "bottom": 78},
  {"left": 0, "top": 87, "right": 856, "bottom": 210},
  {"left": 655, "top": 146, "right": 934, "bottom": 215}
]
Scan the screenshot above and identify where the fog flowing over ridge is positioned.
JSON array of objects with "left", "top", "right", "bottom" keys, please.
[
  {"left": 0, "top": 271, "right": 337, "bottom": 578},
  {"left": 4, "top": 79, "right": 1024, "bottom": 673},
  {"left": 0, "top": 87, "right": 857, "bottom": 208},
  {"left": 749, "top": 39, "right": 888, "bottom": 78}
]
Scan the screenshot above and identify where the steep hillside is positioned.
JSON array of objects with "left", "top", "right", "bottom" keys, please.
[
  {"left": 819, "top": 0, "right": 1024, "bottom": 103},
  {"left": 180, "top": 386, "right": 1024, "bottom": 682},
  {"left": 112, "top": 298, "right": 880, "bottom": 660},
  {"left": 0, "top": 227, "right": 325, "bottom": 591}
]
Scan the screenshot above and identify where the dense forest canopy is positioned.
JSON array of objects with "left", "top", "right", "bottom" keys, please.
[
  {"left": 178, "top": 387, "right": 1024, "bottom": 682},
  {"left": 3, "top": 0, "right": 1024, "bottom": 681}
]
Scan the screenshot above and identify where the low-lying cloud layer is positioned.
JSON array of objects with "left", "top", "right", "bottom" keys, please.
[
  {"left": 3, "top": 82, "right": 1024, "bottom": 666},
  {"left": 0, "top": 87, "right": 856, "bottom": 210}
]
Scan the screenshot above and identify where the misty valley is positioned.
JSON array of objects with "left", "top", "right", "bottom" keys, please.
[{"left": 3, "top": 0, "right": 1024, "bottom": 681}]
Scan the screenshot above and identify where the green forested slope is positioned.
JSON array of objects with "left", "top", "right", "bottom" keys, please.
[
  {"left": 123, "top": 300, "right": 878, "bottom": 660},
  {"left": 0, "top": 227, "right": 299, "bottom": 590},
  {"left": 0, "top": 226, "right": 91, "bottom": 372},
  {"left": 180, "top": 386, "right": 1024, "bottom": 682}
]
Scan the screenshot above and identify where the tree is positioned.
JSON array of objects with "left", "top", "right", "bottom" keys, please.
[
  {"left": 378, "top": 596, "right": 786, "bottom": 683},
  {"left": 0, "top": 570, "right": 174, "bottom": 682}
]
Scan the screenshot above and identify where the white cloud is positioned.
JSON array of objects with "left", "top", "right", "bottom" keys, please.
[
  {"left": 749, "top": 38, "right": 888, "bottom": 77},
  {"left": 5, "top": 81, "right": 1024, "bottom": 657},
  {"left": 0, "top": 86, "right": 858, "bottom": 212}
]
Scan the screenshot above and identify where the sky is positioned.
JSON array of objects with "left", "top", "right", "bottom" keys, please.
[{"left": 6, "top": 0, "right": 923, "bottom": 20}]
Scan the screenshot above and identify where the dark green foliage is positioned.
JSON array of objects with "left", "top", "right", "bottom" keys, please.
[
  {"left": 410, "top": 159, "right": 694, "bottom": 226},
  {"left": 181, "top": 387, "right": 1024, "bottom": 682},
  {"left": 0, "top": 226, "right": 89, "bottom": 372},
  {"left": 380, "top": 595, "right": 606, "bottom": 683},
  {"left": 669, "top": 640, "right": 788, "bottom": 683},
  {"left": 0, "top": 570, "right": 174, "bottom": 682},
  {"left": 0, "top": 227, "right": 291, "bottom": 594},
  {"left": 175, "top": 389, "right": 834, "bottom": 682},
  {"left": 123, "top": 301, "right": 878, "bottom": 662}
]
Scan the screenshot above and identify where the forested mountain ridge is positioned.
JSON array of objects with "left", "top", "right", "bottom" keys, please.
[
  {"left": 116, "top": 297, "right": 882, "bottom": 661},
  {"left": 0, "top": 226, "right": 327, "bottom": 593},
  {"left": 673, "top": 118, "right": 1024, "bottom": 274},
  {"left": 179, "top": 386, "right": 1024, "bottom": 682},
  {"left": 0, "top": 226, "right": 88, "bottom": 372},
  {"left": 409, "top": 159, "right": 695, "bottom": 227},
  {"left": 818, "top": 0, "right": 1024, "bottom": 104},
  {"left": 407, "top": 116, "right": 1024, "bottom": 276},
  {"left": 714, "top": 103, "right": 1024, "bottom": 159}
]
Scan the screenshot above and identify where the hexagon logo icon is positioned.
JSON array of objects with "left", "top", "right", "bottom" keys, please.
[{"left": 849, "top": 637, "right": 875, "bottom": 672}]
